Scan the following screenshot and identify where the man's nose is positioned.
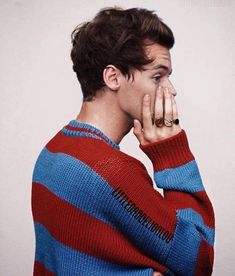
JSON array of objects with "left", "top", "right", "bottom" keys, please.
[
  {"left": 169, "top": 87, "right": 177, "bottom": 96},
  {"left": 161, "top": 79, "right": 177, "bottom": 96},
  {"left": 167, "top": 79, "right": 177, "bottom": 96},
  {"left": 161, "top": 85, "right": 177, "bottom": 97}
]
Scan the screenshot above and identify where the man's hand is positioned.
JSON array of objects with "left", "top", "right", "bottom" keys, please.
[
  {"left": 133, "top": 86, "right": 182, "bottom": 146},
  {"left": 134, "top": 86, "right": 180, "bottom": 276}
]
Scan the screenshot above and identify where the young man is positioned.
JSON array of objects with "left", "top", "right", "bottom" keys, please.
[{"left": 31, "top": 7, "right": 215, "bottom": 276}]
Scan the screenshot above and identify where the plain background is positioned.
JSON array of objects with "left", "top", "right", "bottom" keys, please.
[{"left": 1, "top": 0, "right": 235, "bottom": 275}]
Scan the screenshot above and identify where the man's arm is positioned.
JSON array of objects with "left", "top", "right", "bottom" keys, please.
[
  {"left": 109, "top": 86, "right": 215, "bottom": 275},
  {"left": 106, "top": 129, "right": 215, "bottom": 275},
  {"left": 140, "top": 129, "right": 215, "bottom": 274}
]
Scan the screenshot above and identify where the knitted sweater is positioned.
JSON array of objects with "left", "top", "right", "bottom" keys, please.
[{"left": 31, "top": 119, "right": 215, "bottom": 276}]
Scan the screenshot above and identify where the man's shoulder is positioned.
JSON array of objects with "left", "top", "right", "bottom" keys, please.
[
  {"left": 39, "top": 129, "right": 122, "bottom": 167},
  {"left": 35, "top": 128, "right": 148, "bottom": 177}
]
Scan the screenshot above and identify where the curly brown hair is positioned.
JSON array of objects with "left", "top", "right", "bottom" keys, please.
[{"left": 70, "top": 6, "right": 174, "bottom": 102}]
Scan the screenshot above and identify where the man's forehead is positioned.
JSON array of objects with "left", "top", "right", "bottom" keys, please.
[{"left": 144, "top": 43, "right": 172, "bottom": 71}]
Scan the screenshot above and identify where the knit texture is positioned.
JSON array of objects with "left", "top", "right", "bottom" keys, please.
[{"left": 31, "top": 119, "right": 215, "bottom": 276}]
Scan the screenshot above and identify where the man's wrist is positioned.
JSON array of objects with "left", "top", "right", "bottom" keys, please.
[{"left": 139, "top": 129, "right": 195, "bottom": 171}]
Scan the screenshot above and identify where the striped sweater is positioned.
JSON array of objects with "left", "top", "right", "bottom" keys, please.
[{"left": 31, "top": 119, "right": 215, "bottom": 276}]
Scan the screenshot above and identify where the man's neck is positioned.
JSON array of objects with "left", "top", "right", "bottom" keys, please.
[{"left": 75, "top": 96, "right": 133, "bottom": 145}]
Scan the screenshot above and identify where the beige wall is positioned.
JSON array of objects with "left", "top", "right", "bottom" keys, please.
[{"left": 0, "top": 0, "right": 234, "bottom": 275}]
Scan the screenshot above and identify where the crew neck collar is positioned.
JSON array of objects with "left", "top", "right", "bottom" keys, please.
[{"left": 62, "top": 120, "right": 120, "bottom": 151}]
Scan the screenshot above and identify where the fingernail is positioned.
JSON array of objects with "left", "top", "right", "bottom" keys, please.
[{"left": 144, "top": 94, "right": 149, "bottom": 99}]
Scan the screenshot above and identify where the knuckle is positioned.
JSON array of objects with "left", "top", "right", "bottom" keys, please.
[
  {"left": 143, "top": 131, "right": 155, "bottom": 141},
  {"left": 157, "top": 92, "right": 163, "bottom": 98},
  {"left": 165, "top": 109, "right": 171, "bottom": 116},
  {"left": 155, "top": 112, "right": 162, "bottom": 118}
]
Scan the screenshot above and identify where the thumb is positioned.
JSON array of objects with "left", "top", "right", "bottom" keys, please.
[{"left": 133, "top": 119, "right": 145, "bottom": 145}]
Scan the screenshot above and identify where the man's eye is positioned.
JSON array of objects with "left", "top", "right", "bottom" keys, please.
[
  {"left": 153, "top": 74, "right": 171, "bottom": 82},
  {"left": 154, "top": 75, "right": 161, "bottom": 81}
]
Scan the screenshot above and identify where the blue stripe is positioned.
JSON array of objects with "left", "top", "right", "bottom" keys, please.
[
  {"left": 62, "top": 128, "right": 121, "bottom": 150},
  {"left": 176, "top": 209, "right": 215, "bottom": 246},
  {"left": 165, "top": 215, "right": 201, "bottom": 275},
  {"left": 62, "top": 128, "right": 104, "bottom": 141},
  {"left": 154, "top": 160, "right": 205, "bottom": 192},
  {"left": 32, "top": 147, "right": 173, "bottom": 263},
  {"left": 34, "top": 222, "right": 154, "bottom": 276}
]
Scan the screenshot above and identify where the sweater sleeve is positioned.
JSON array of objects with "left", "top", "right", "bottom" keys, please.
[{"left": 107, "top": 129, "right": 215, "bottom": 275}]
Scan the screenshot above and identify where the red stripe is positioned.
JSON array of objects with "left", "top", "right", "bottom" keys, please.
[
  {"left": 164, "top": 190, "right": 215, "bottom": 228},
  {"left": 33, "top": 261, "right": 55, "bottom": 276},
  {"left": 32, "top": 182, "right": 168, "bottom": 273},
  {"left": 195, "top": 239, "right": 214, "bottom": 276},
  {"left": 45, "top": 131, "right": 177, "bottom": 233}
]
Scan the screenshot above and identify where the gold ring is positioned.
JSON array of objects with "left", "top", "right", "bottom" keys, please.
[{"left": 155, "top": 117, "right": 164, "bottom": 127}]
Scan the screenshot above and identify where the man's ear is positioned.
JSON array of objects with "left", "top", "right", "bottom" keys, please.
[{"left": 103, "top": 65, "right": 121, "bottom": 91}]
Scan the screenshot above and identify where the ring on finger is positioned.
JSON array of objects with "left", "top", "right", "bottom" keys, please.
[
  {"left": 164, "top": 118, "right": 180, "bottom": 127},
  {"left": 164, "top": 118, "right": 173, "bottom": 127},
  {"left": 155, "top": 117, "right": 164, "bottom": 127}
]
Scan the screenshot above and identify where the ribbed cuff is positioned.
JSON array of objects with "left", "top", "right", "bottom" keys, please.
[{"left": 139, "top": 129, "right": 195, "bottom": 171}]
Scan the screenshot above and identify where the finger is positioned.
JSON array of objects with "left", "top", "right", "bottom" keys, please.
[
  {"left": 142, "top": 94, "right": 153, "bottom": 131},
  {"left": 154, "top": 86, "right": 164, "bottom": 120},
  {"left": 171, "top": 94, "right": 178, "bottom": 120},
  {"left": 164, "top": 87, "right": 173, "bottom": 122},
  {"left": 133, "top": 119, "right": 145, "bottom": 145}
]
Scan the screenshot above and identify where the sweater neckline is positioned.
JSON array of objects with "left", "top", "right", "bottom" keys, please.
[{"left": 62, "top": 119, "right": 120, "bottom": 151}]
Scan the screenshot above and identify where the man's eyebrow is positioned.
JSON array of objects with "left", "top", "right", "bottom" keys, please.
[{"left": 151, "top": 64, "right": 173, "bottom": 75}]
